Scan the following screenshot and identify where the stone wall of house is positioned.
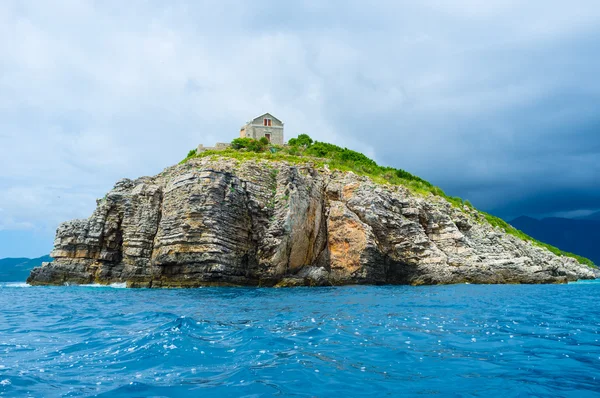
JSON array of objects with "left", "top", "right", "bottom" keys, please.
[
  {"left": 247, "top": 125, "right": 284, "bottom": 145},
  {"left": 239, "top": 115, "right": 285, "bottom": 145},
  {"left": 251, "top": 115, "right": 284, "bottom": 128}
]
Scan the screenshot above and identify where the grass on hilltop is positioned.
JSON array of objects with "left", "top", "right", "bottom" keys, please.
[{"left": 181, "top": 134, "right": 595, "bottom": 267}]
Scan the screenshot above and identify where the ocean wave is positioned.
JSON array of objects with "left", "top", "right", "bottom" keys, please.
[
  {"left": 78, "top": 282, "right": 128, "bottom": 289},
  {"left": 0, "top": 282, "right": 31, "bottom": 288},
  {"left": 1, "top": 284, "right": 600, "bottom": 396}
]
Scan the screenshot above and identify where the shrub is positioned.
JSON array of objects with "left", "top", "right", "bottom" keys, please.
[
  {"left": 247, "top": 139, "right": 267, "bottom": 152},
  {"left": 231, "top": 137, "right": 255, "bottom": 150},
  {"left": 288, "top": 134, "right": 313, "bottom": 147},
  {"left": 231, "top": 137, "right": 268, "bottom": 152},
  {"left": 186, "top": 149, "right": 197, "bottom": 158},
  {"left": 285, "top": 146, "right": 301, "bottom": 156},
  {"left": 304, "top": 141, "right": 341, "bottom": 158}
]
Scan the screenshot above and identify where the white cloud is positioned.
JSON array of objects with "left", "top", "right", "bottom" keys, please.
[{"left": 0, "top": 0, "right": 599, "bottom": 255}]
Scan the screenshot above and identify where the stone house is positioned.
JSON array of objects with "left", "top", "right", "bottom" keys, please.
[{"left": 239, "top": 113, "right": 284, "bottom": 145}]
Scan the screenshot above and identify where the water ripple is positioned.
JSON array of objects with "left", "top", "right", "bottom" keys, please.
[{"left": 0, "top": 283, "right": 599, "bottom": 396}]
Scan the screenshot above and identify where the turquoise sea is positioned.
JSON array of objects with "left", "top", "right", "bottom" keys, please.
[{"left": 1, "top": 282, "right": 599, "bottom": 397}]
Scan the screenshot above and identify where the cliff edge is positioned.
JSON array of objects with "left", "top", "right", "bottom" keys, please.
[{"left": 27, "top": 155, "right": 595, "bottom": 287}]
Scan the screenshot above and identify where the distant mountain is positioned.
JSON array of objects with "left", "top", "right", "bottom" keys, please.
[
  {"left": 510, "top": 216, "right": 600, "bottom": 265},
  {"left": 579, "top": 211, "right": 600, "bottom": 221},
  {"left": 0, "top": 255, "right": 52, "bottom": 282}
]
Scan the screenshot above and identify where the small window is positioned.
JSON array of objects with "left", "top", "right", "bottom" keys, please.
[{"left": 264, "top": 118, "right": 272, "bottom": 127}]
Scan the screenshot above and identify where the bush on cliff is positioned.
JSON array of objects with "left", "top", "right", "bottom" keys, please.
[
  {"left": 301, "top": 140, "right": 433, "bottom": 189},
  {"left": 288, "top": 134, "right": 313, "bottom": 147},
  {"left": 231, "top": 137, "right": 269, "bottom": 152}
]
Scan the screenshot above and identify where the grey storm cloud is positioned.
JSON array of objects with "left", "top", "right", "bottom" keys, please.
[{"left": 0, "top": 0, "right": 599, "bottom": 257}]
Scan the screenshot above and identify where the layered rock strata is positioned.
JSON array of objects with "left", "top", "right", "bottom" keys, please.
[{"left": 28, "top": 158, "right": 596, "bottom": 287}]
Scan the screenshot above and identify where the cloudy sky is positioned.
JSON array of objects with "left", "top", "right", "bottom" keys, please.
[{"left": 1, "top": 0, "right": 599, "bottom": 258}]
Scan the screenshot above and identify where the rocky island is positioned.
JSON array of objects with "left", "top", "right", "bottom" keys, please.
[{"left": 28, "top": 135, "right": 596, "bottom": 287}]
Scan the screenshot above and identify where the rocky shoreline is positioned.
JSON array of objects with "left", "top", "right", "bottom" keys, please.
[{"left": 27, "top": 157, "right": 596, "bottom": 287}]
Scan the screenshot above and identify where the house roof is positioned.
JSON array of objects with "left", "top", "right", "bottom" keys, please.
[{"left": 247, "top": 112, "right": 283, "bottom": 125}]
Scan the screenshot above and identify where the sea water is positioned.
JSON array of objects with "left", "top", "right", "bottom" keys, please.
[{"left": 0, "top": 282, "right": 599, "bottom": 397}]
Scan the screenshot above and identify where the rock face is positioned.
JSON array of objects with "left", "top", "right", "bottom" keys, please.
[{"left": 28, "top": 157, "right": 596, "bottom": 287}]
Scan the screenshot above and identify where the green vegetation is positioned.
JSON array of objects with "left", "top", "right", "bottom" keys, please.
[
  {"left": 231, "top": 137, "right": 269, "bottom": 152},
  {"left": 181, "top": 134, "right": 595, "bottom": 267},
  {"left": 482, "top": 212, "right": 595, "bottom": 267},
  {"left": 288, "top": 133, "right": 313, "bottom": 147}
]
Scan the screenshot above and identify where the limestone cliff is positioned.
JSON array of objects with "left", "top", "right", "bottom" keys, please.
[{"left": 27, "top": 157, "right": 595, "bottom": 287}]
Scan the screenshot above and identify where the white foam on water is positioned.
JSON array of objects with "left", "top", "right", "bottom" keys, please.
[
  {"left": 0, "top": 282, "right": 31, "bottom": 288},
  {"left": 79, "top": 283, "right": 127, "bottom": 289}
]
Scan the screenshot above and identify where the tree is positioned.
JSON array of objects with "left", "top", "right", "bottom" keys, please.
[{"left": 288, "top": 134, "right": 313, "bottom": 147}]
